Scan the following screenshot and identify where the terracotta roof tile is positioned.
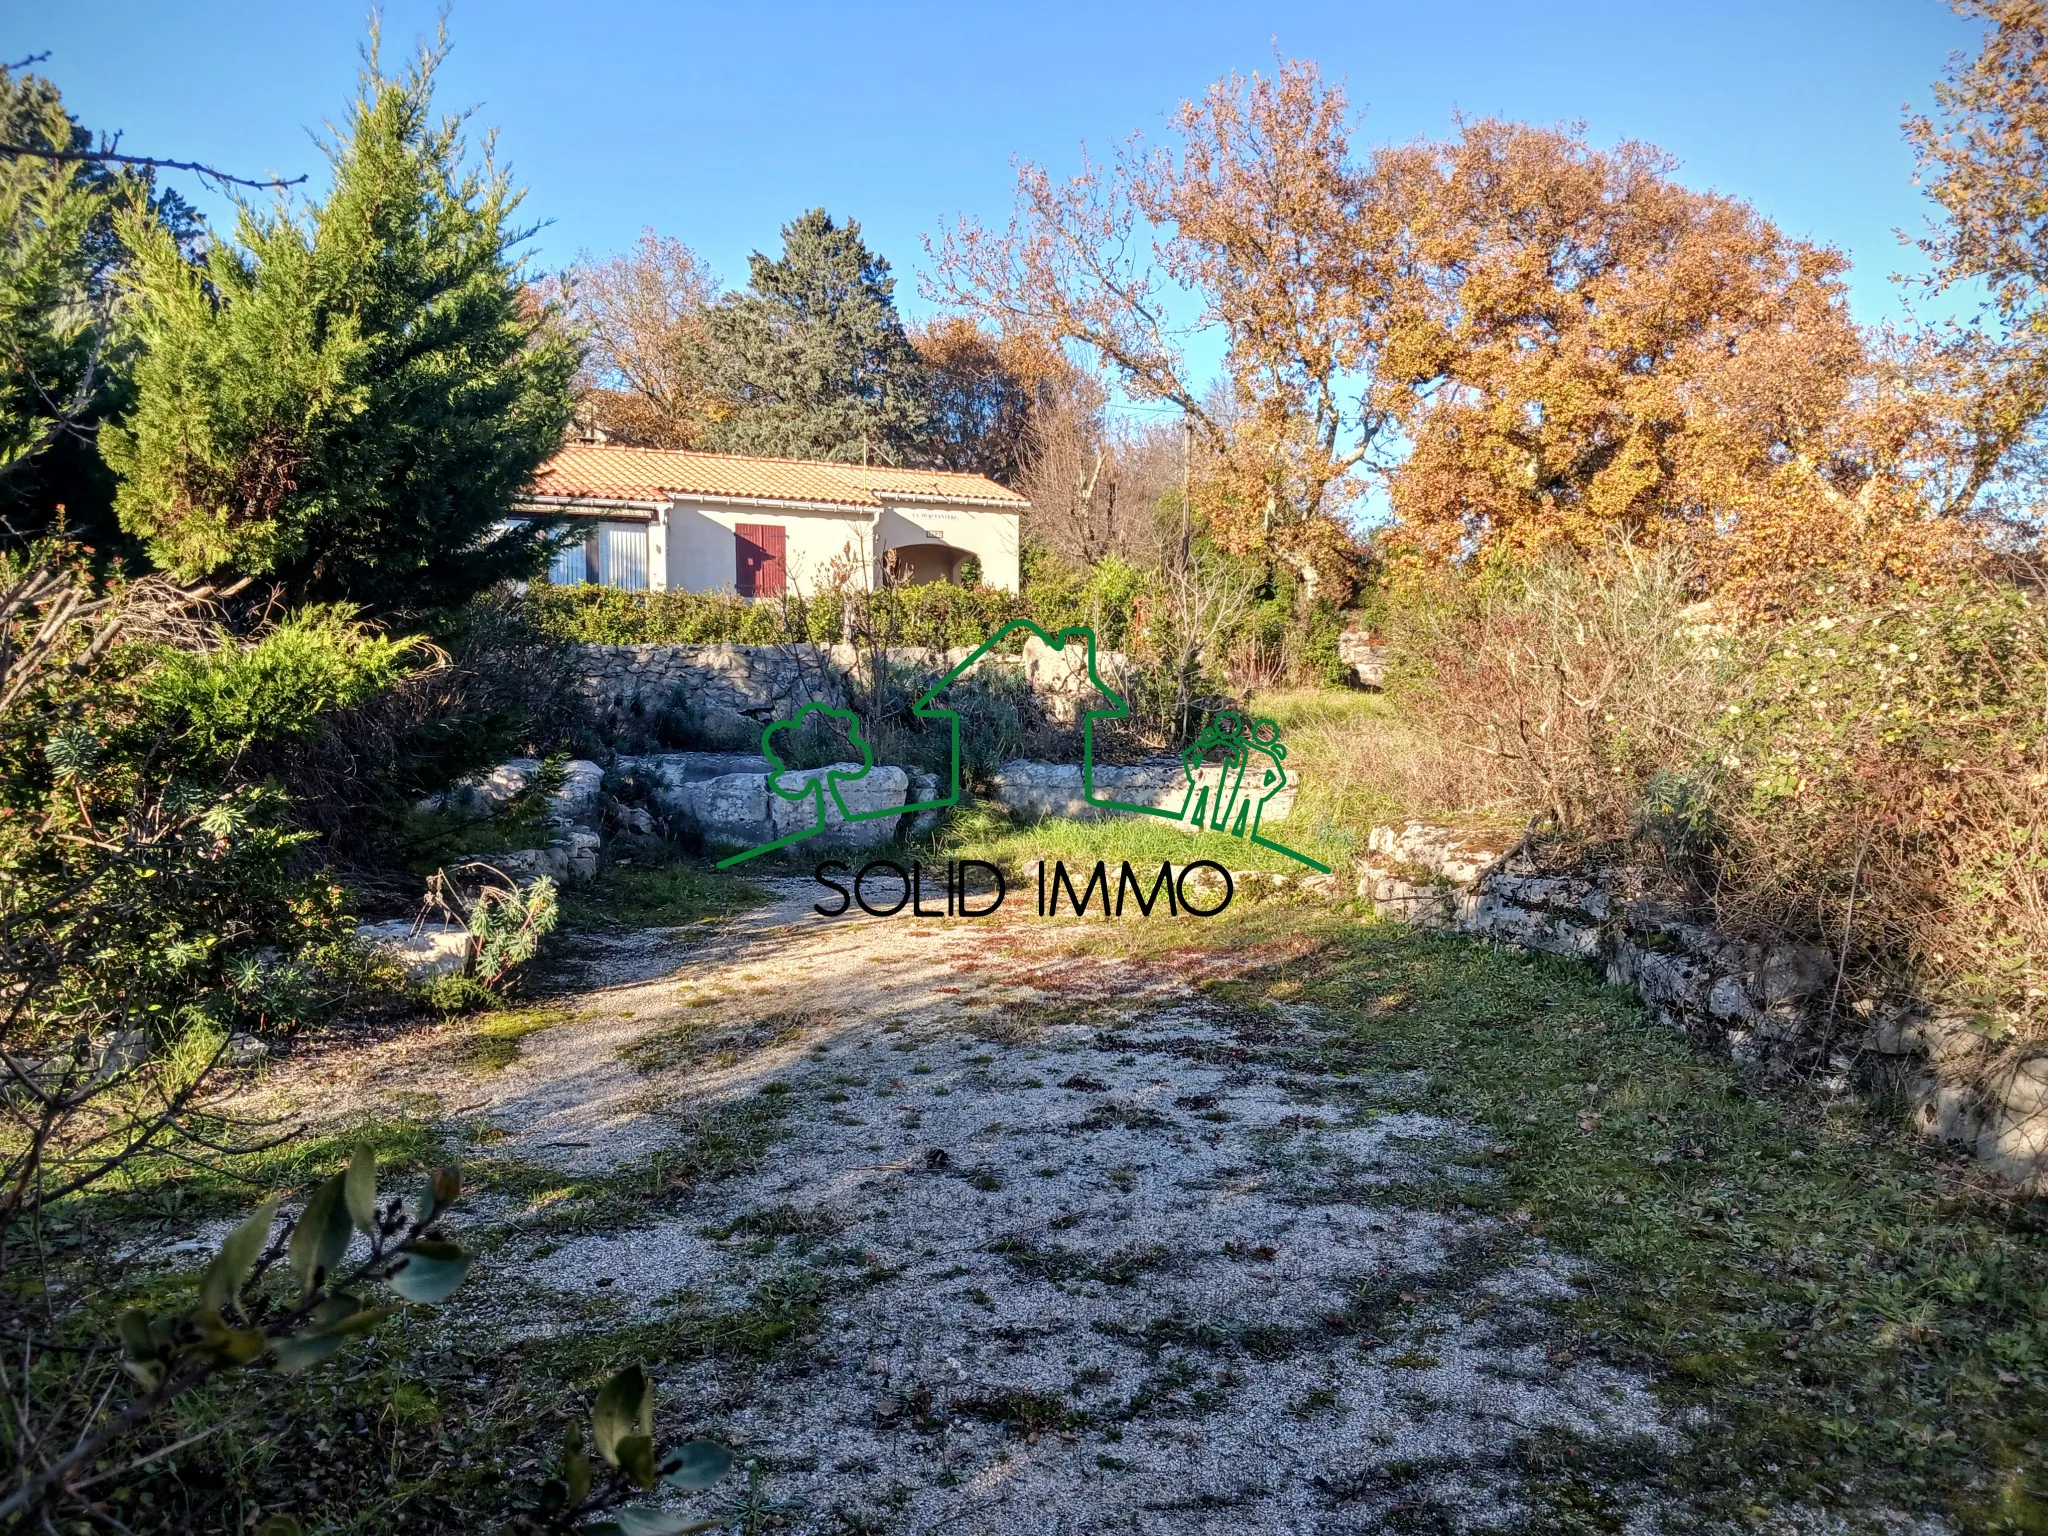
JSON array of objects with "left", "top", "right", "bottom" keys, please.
[
  {"left": 527, "top": 443, "right": 1026, "bottom": 510},
  {"left": 831, "top": 463, "right": 1029, "bottom": 507}
]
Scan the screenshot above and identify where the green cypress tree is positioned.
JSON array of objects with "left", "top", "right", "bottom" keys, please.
[
  {"left": 102, "top": 32, "right": 575, "bottom": 614},
  {"left": 0, "top": 66, "right": 195, "bottom": 551},
  {"left": 702, "top": 208, "right": 931, "bottom": 463}
]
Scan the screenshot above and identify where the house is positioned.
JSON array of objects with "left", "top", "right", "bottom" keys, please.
[{"left": 518, "top": 442, "right": 1027, "bottom": 595}]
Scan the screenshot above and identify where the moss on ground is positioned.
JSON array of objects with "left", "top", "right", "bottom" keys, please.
[
  {"left": 456, "top": 1006, "right": 576, "bottom": 1072},
  {"left": 557, "top": 858, "right": 766, "bottom": 930}
]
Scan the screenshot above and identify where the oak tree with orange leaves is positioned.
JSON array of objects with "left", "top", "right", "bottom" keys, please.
[
  {"left": 932, "top": 53, "right": 2047, "bottom": 612},
  {"left": 1374, "top": 122, "right": 1857, "bottom": 557},
  {"left": 1902, "top": 0, "right": 2048, "bottom": 531}
]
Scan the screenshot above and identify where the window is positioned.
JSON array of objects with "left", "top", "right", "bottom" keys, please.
[
  {"left": 734, "top": 523, "right": 786, "bottom": 598},
  {"left": 548, "top": 538, "right": 588, "bottom": 585},
  {"left": 598, "top": 523, "right": 649, "bottom": 591}
]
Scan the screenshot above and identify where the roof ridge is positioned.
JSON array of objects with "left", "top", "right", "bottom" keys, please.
[{"left": 560, "top": 440, "right": 893, "bottom": 474}]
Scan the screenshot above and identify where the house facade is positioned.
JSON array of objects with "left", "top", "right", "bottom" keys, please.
[{"left": 518, "top": 443, "right": 1026, "bottom": 595}]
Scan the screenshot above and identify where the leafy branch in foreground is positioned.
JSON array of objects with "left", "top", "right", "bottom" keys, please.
[
  {"left": 0, "top": 1148, "right": 473, "bottom": 1522},
  {"left": 525, "top": 1363, "right": 732, "bottom": 1535}
]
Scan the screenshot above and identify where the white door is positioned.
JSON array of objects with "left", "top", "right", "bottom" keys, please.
[{"left": 599, "top": 523, "right": 649, "bottom": 591}]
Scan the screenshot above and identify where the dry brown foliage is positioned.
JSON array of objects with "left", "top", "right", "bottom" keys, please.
[
  {"left": 1383, "top": 544, "right": 2048, "bottom": 1037},
  {"left": 1386, "top": 546, "right": 1719, "bottom": 832},
  {"left": 933, "top": 54, "right": 2039, "bottom": 613},
  {"left": 925, "top": 59, "right": 1388, "bottom": 586},
  {"left": 560, "top": 228, "right": 724, "bottom": 448},
  {"left": 1016, "top": 374, "right": 1182, "bottom": 570},
  {"left": 1379, "top": 126, "right": 1842, "bottom": 552}
]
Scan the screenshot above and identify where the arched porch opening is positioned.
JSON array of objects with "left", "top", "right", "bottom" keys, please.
[{"left": 888, "top": 542, "right": 978, "bottom": 586}]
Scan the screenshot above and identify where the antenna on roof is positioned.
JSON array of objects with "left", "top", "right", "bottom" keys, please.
[{"left": 862, "top": 434, "right": 870, "bottom": 469}]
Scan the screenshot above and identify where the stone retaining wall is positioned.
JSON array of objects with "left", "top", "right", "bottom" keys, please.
[
  {"left": 1355, "top": 821, "right": 2048, "bottom": 1190},
  {"left": 569, "top": 637, "right": 1137, "bottom": 750},
  {"left": 572, "top": 645, "right": 850, "bottom": 751}
]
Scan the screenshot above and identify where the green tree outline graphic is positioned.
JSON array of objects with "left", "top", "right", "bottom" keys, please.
[{"left": 715, "top": 620, "right": 1328, "bottom": 872}]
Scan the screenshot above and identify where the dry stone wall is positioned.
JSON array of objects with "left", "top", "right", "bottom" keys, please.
[
  {"left": 572, "top": 645, "right": 850, "bottom": 751},
  {"left": 569, "top": 637, "right": 1138, "bottom": 751},
  {"left": 1355, "top": 821, "right": 2048, "bottom": 1190}
]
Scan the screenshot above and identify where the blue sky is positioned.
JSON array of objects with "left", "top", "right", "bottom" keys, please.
[{"left": 21, "top": 0, "right": 1985, "bottom": 346}]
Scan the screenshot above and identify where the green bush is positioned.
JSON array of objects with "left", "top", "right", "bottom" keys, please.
[
  {"left": 524, "top": 550, "right": 1348, "bottom": 688},
  {"left": 141, "top": 606, "right": 421, "bottom": 766},
  {"left": 524, "top": 577, "right": 1039, "bottom": 651}
]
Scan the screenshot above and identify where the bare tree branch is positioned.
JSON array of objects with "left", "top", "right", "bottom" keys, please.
[{"left": 0, "top": 141, "right": 305, "bottom": 192}]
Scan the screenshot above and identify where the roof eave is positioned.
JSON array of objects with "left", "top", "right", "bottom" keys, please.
[
  {"left": 876, "top": 496, "right": 1029, "bottom": 511},
  {"left": 676, "top": 492, "right": 881, "bottom": 515},
  {"left": 518, "top": 494, "right": 666, "bottom": 517}
]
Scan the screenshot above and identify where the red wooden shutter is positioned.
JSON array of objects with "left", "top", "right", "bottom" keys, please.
[
  {"left": 735, "top": 523, "right": 763, "bottom": 597},
  {"left": 734, "top": 523, "right": 785, "bottom": 598}
]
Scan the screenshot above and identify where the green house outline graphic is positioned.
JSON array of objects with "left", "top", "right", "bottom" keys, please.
[{"left": 715, "top": 619, "right": 1329, "bottom": 873}]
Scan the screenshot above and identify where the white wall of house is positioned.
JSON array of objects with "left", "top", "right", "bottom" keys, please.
[
  {"left": 873, "top": 505, "right": 1021, "bottom": 591},
  {"left": 663, "top": 502, "right": 874, "bottom": 596},
  {"left": 547, "top": 500, "right": 1022, "bottom": 597}
]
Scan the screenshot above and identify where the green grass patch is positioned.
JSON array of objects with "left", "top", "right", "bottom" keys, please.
[
  {"left": 558, "top": 857, "right": 767, "bottom": 929},
  {"left": 456, "top": 1006, "right": 572, "bottom": 1072},
  {"left": 928, "top": 801, "right": 1331, "bottom": 878}
]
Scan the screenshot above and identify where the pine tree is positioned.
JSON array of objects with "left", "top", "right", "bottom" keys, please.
[
  {"left": 102, "top": 31, "right": 576, "bottom": 614},
  {"left": 0, "top": 67, "right": 195, "bottom": 550},
  {"left": 701, "top": 209, "right": 930, "bottom": 462}
]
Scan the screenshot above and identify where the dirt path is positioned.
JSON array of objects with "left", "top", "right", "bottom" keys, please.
[{"left": 260, "top": 881, "right": 1685, "bottom": 1533}]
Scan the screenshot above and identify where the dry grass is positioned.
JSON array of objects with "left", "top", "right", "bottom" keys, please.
[{"left": 1370, "top": 545, "right": 2048, "bottom": 1039}]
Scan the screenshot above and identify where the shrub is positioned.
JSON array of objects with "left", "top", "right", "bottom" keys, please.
[
  {"left": 523, "top": 578, "right": 1037, "bottom": 651},
  {"left": 5, "top": 1146, "right": 475, "bottom": 1524},
  {"left": 0, "top": 550, "right": 474, "bottom": 1523},
  {"left": 140, "top": 605, "right": 422, "bottom": 766},
  {"left": 1375, "top": 542, "right": 2048, "bottom": 1037},
  {"left": 1714, "top": 579, "right": 2048, "bottom": 1032},
  {"left": 1386, "top": 544, "right": 1722, "bottom": 833}
]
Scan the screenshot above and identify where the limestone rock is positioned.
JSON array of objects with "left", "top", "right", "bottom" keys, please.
[
  {"left": 421, "top": 757, "right": 603, "bottom": 830},
  {"left": 547, "top": 760, "right": 605, "bottom": 828},
  {"left": 355, "top": 919, "right": 472, "bottom": 981},
  {"left": 1336, "top": 630, "right": 1385, "bottom": 688},
  {"left": 650, "top": 760, "right": 910, "bottom": 855},
  {"left": 907, "top": 771, "right": 943, "bottom": 837},
  {"left": 571, "top": 644, "right": 849, "bottom": 751}
]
